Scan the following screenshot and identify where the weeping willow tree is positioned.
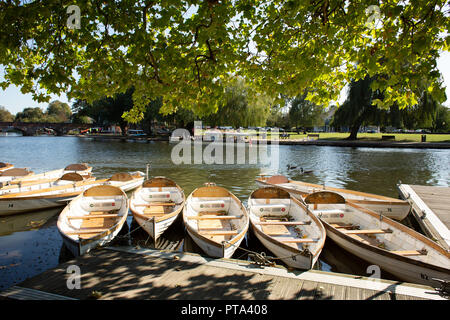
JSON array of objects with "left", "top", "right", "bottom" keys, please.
[
  {"left": 332, "top": 76, "right": 383, "bottom": 140},
  {"left": 205, "top": 78, "right": 272, "bottom": 128}
]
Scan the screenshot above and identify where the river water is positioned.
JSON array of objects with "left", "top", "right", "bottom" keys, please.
[{"left": 0, "top": 136, "right": 449, "bottom": 290}]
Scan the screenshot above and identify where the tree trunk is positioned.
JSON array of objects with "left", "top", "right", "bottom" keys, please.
[{"left": 347, "top": 121, "right": 362, "bottom": 140}]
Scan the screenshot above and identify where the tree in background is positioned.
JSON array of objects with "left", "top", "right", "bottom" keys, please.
[
  {"left": 14, "top": 107, "right": 46, "bottom": 122},
  {"left": 46, "top": 100, "right": 71, "bottom": 122},
  {"left": 433, "top": 105, "right": 450, "bottom": 133},
  {"left": 331, "top": 76, "right": 382, "bottom": 140},
  {"left": 0, "top": 106, "right": 13, "bottom": 121},
  {"left": 1, "top": 2, "right": 447, "bottom": 122},
  {"left": 205, "top": 78, "right": 272, "bottom": 128},
  {"left": 72, "top": 88, "right": 134, "bottom": 135},
  {"left": 288, "top": 93, "right": 325, "bottom": 131}
]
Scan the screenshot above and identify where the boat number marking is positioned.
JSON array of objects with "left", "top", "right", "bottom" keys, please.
[
  {"left": 387, "top": 208, "right": 392, "bottom": 212},
  {"left": 420, "top": 273, "right": 429, "bottom": 280},
  {"left": 8, "top": 204, "right": 13, "bottom": 208}
]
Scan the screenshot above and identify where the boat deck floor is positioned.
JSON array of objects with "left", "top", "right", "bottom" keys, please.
[
  {"left": 78, "top": 211, "right": 119, "bottom": 239},
  {"left": 1, "top": 247, "right": 443, "bottom": 300}
]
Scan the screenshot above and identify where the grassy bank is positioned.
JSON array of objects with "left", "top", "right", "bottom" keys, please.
[{"left": 269, "top": 132, "right": 450, "bottom": 143}]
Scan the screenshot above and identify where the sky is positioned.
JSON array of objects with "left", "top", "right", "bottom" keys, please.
[{"left": 1, "top": 52, "right": 450, "bottom": 115}]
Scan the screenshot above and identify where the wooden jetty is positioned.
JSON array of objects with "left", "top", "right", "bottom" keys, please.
[
  {"left": 397, "top": 184, "right": 450, "bottom": 251},
  {"left": 0, "top": 246, "right": 445, "bottom": 300}
]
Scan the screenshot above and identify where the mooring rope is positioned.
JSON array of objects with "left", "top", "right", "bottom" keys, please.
[{"left": 222, "top": 239, "right": 309, "bottom": 266}]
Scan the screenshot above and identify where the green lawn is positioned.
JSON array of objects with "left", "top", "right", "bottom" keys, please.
[{"left": 268, "top": 132, "right": 450, "bottom": 143}]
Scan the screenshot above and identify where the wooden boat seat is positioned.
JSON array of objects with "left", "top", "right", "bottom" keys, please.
[
  {"left": 199, "top": 230, "right": 238, "bottom": 236},
  {"left": 313, "top": 209, "right": 345, "bottom": 215},
  {"left": 143, "top": 205, "right": 166, "bottom": 215},
  {"left": 67, "top": 214, "right": 121, "bottom": 219},
  {"left": 187, "top": 215, "right": 242, "bottom": 220},
  {"left": 199, "top": 211, "right": 227, "bottom": 216},
  {"left": 330, "top": 223, "right": 358, "bottom": 229},
  {"left": 65, "top": 228, "right": 110, "bottom": 235},
  {"left": 135, "top": 202, "right": 175, "bottom": 207},
  {"left": 343, "top": 229, "right": 393, "bottom": 235},
  {"left": 391, "top": 250, "right": 428, "bottom": 256},
  {"left": 261, "top": 216, "right": 289, "bottom": 222},
  {"left": 278, "top": 238, "right": 319, "bottom": 243},
  {"left": 255, "top": 221, "right": 311, "bottom": 226},
  {"left": 262, "top": 224, "right": 291, "bottom": 236}
]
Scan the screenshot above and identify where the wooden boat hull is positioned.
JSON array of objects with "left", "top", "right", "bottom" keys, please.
[
  {"left": 183, "top": 185, "right": 249, "bottom": 259},
  {"left": 324, "top": 223, "right": 450, "bottom": 287},
  {"left": 0, "top": 193, "right": 77, "bottom": 215},
  {"left": 0, "top": 163, "right": 14, "bottom": 172},
  {"left": 248, "top": 187, "right": 326, "bottom": 270},
  {"left": 60, "top": 222, "right": 125, "bottom": 257},
  {"left": 250, "top": 225, "right": 317, "bottom": 269},
  {"left": 0, "top": 172, "right": 143, "bottom": 216},
  {"left": 130, "top": 177, "right": 185, "bottom": 241},
  {"left": 57, "top": 185, "right": 128, "bottom": 257},
  {"left": 134, "top": 213, "right": 179, "bottom": 241},
  {"left": 185, "top": 226, "right": 246, "bottom": 258},
  {"left": 304, "top": 191, "right": 450, "bottom": 287},
  {"left": 256, "top": 177, "right": 411, "bottom": 221}
]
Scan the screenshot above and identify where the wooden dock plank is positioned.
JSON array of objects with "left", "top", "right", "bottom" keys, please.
[
  {"left": 4, "top": 247, "right": 443, "bottom": 301},
  {"left": 397, "top": 184, "right": 450, "bottom": 250}
]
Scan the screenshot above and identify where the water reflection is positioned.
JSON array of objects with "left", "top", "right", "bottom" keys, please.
[{"left": 0, "top": 137, "right": 449, "bottom": 290}]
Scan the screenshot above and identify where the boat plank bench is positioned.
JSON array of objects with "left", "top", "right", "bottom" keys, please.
[
  {"left": 67, "top": 214, "right": 120, "bottom": 219},
  {"left": 199, "top": 230, "right": 238, "bottom": 236},
  {"left": 188, "top": 215, "right": 243, "bottom": 220},
  {"left": 135, "top": 202, "right": 175, "bottom": 206},
  {"left": 330, "top": 223, "right": 357, "bottom": 229},
  {"left": 65, "top": 228, "right": 110, "bottom": 235},
  {"left": 255, "top": 221, "right": 311, "bottom": 225},
  {"left": 381, "top": 135, "right": 395, "bottom": 140},
  {"left": 343, "top": 229, "right": 393, "bottom": 235},
  {"left": 391, "top": 250, "right": 428, "bottom": 256},
  {"left": 279, "top": 238, "right": 319, "bottom": 243}
]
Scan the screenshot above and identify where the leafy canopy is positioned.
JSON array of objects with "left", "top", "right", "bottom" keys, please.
[{"left": 0, "top": 0, "right": 449, "bottom": 122}]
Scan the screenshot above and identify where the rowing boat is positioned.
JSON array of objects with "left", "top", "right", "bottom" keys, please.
[
  {"left": 0, "top": 172, "right": 94, "bottom": 196},
  {"left": 106, "top": 172, "right": 145, "bottom": 191},
  {"left": 0, "top": 163, "right": 93, "bottom": 186},
  {"left": 183, "top": 183, "right": 249, "bottom": 258},
  {"left": 0, "top": 162, "right": 14, "bottom": 172},
  {"left": 247, "top": 186, "right": 326, "bottom": 270},
  {"left": 304, "top": 191, "right": 450, "bottom": 287},
  {"left": 130, "top": 177, "right": 185, "bottom": 242},
  {"left": 0, "top": 172, "right": 144, "bottom": 215},
  {"left": 57, "top": 185, "right": 129, "bottom": 256},
  {"left": 256, "top": 175, "right": 411, "bottom": 221},
  {"left": 0, "top": 168, "right": 34, "bottom": 185}
]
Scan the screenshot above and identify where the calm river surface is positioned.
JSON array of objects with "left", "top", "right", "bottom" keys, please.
[{"left": 0, "top": 135, "right": 449, "bottom": 290}]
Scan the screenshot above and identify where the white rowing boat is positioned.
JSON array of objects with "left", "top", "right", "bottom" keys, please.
[
  {"left": 0, "top": 172, "right": 144, "bottom": 215},
  {"left": 183, "top": 183, "right": 249, "bottom": 258},
  {"left": 130, "top": 177, "right": 185, "bottom": 242},
  {"left": 0, "top": 162, "right": 14, "bottom": 172},
  {"left": 303, "top": 191, "right": 450, "bottom": 287},
  {"left": 0, "top": 172, "right": 94, "bottom": 196},
  {"left": 0, "top": 163, "right": 93, "bottom": 186},
  {"left": 256, "top": 175, "right": 411, "bottom": 221},
  {"left": 0, "top": 168, "right": 34, "bottom": 185},
  {"left": 247, "top": 186, "right": 326, "bottom": 270},
  {"left": 57, "top": 185, "right": 129, "bottom": 256}
]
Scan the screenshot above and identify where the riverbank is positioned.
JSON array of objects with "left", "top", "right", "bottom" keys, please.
[
  {"left": 273, "top": 139, "right": 450, "bottom": 149},
  {"left": 75, "top": 134, "right": 450, "bottom": 149}
]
